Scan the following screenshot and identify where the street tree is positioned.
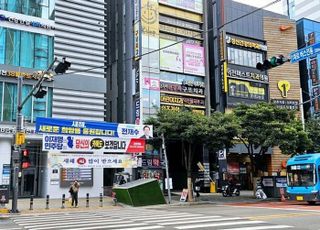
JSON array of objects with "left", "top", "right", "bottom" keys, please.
[
  {"left": 146, "top": 109, "right": 239, "bottom": 201},
  {"left": 305, "top": 118, "right": 320, "bottom": 153},
  {"left": 233, "top": 102, "right": 310, "bottom": 176}
]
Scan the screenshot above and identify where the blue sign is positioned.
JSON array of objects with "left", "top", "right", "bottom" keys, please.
[
  {"left": 290, "top": 42, "right": 320, "bottom": 63},
  {"left": 35, "top": 117, "right": 153, "bottom": 138}
]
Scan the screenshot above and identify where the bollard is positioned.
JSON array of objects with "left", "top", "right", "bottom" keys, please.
[
  {"left": 45, "top": 195, "right": 49, "bottom": 209},
  {"left": 86, "top": 193, "right": 89, "bottom": 208},
  {"left": 112, "top": 192, "right": 117, "bottom": 206},
  {"left": 99, "top": 193, "right": 103, "bottom": 207},
  {"left": 61, "top": 194, "right": 65, "bottom": 209},
  {"left": 29, "top": 195, "right": 34, "bottom": 210}
]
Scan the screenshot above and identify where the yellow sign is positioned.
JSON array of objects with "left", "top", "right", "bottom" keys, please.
[
  {"left": 15, "top": 132, "right": 25, "bottom": 145},
  {"left": 226, "top": 35, "right": 267, "bottom": 51},
  {"left": 277, "top": 80, "right": 291, "bottom": 98},
  {"left": 197, "top": 162, "right": 205, "bottom": 171},
  {"left": 159, "top": 5, "right": 202, "bottom": 23},
  {"left": 141, "top": 0, "right": 159, "bottom": 37}
]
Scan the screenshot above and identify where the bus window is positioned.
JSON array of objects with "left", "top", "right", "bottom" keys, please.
[{"left": 287, "top": 164, "right": 315, "bottom": 187}]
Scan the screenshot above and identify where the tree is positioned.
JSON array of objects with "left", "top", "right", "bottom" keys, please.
[
  {"left": 305, "top": 118, "right": 320, "bottom": 153},
  {"left": 233, "top": 102, "right": 310, "bottom": 176},
  {"left": 146, "top": 109, "right": 239, "bottom": 201}
]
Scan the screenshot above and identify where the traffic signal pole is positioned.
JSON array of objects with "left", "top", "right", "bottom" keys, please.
[{"left": 11, "top": 59, "right": 56, "bottom": 213}]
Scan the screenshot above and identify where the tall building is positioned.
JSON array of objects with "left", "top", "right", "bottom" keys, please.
[
  {"left": 107, "top": 0, "right": 211, "bottom": 189},
  {"left": 208, "top": 0, "right": 301, "bottom": 189},
  {"left": 284, "top": 0, "right": 320, "bottom": 21},
  {"left": 296, "top": 18, "right": 320, "bottom": 118},
  {"left": 0, "top": 0, "right": 107, "bottom": 198}
]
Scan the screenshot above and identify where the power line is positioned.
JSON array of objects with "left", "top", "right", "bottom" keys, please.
[{"left": 59, "top": 0, "right": 282, "bottom": 76}]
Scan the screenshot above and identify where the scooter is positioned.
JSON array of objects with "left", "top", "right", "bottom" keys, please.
[
  {"left": 222, "top": 182, "right": 241, "bottom": 197},
  {"left": 255, "top": 181, "right": 267, "bottom": 199}
]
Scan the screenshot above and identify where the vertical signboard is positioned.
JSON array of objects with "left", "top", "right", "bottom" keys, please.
[
  {"left": 183, "top": 44, "right": 205, "bottom": 76},
  {"left": 135, "top": 99, "right": 141, "bottom": 125},
  {"left": 141, "top": 0, "right": 159, "bottom": 37},
  {"left": 310, "top": 58, "right": 319, "bottom": 86},
  {"left": 134, "top": 0, "right": 142, "bottom": 61},
  {"left": 1, "top": 164, "right": 10, "bottom": 185}
]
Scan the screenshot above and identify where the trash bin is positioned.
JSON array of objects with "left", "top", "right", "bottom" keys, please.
[
  {"left": 261, "top": 176, "right": 287, "bottom": 198},
  {"left": 210, "top": 182, "right": 216, "bottom": 193}
]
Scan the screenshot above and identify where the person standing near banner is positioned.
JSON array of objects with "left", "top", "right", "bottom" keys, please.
[{"left": 69, "top": 180, "right": 80, "bottom": 207}]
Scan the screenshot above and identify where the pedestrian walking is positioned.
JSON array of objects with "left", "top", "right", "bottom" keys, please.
[{"left": 69, "top": 180, "right": 80, "bottom": 207}]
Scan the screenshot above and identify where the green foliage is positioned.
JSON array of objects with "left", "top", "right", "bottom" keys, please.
[{"left": 306, "top": 118, "right": 320, "bottom": 153}]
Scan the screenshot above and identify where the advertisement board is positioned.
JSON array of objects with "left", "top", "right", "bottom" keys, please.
[
  {"left": 310, "top": 58, "right": 319, "bottom": 86},
  {"left": 159, "top": 0, "right": 203, "bottom": 13},
  {"left": 183, "top": 44, "right": 205, "bottom": 76},
  {"left": 49, "top": 153, "right": 139, "bottom": 169},
  {"left": 36, "top": 117, "right": 153, "bottom": 138},
  {"left": 141, "top": 0, "right": 159, "bottom": 37},
  {"left": 143, "top": 77, "right": 160, "bottom": 91},
  {"left": 42, "top": 135, "right": 146, "bottom": 153},
  {"left": 160, "top": 38, "right": 183, "bottom": 73},
  {"left": 60, "top": 168, "right": 93, "bottom": 187},
  {"left": 228, "top": 79, "right": 267, "bottom": 101}
]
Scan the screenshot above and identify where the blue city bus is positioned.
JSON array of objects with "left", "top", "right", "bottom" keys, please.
[{"left": 286, "top": 153, "right": 320, "bottom": 204}]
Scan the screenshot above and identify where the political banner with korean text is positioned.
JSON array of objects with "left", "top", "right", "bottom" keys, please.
[
  {"left": 42, "top": 134, "right": 145, "bottom": 153},
  {"left": 48, "top": 153, "right": 138, "bottom": 168},
  {"left": 36, "top": 117, "right": 153, "bottom": 138}
]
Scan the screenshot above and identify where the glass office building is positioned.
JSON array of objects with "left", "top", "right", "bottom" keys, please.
[{"left": 297, "top": 18, "right": 320, "bottom": 118}]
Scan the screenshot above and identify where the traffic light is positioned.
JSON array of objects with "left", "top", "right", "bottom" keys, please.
[
  {"left": 33, "top": 86, "right": 47, "bottom": 98},
  {"left": 21, "top": 149, "right": 31, "bottom": 169},
  {"left": 54, "top": 58, "right": 71, "bottom": 74},
  {"left": 256, "top": 55, "right": 288, "bottom": 71}
]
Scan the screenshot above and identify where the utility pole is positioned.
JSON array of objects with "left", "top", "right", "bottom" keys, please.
[
  {"left": 11, "top": 59, "right": 57, "bottom": 213},
  {"left": 161, "top": 133, "right": 171, "bottom": 204}
]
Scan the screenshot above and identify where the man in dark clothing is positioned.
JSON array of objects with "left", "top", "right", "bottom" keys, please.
[{"left": 69, "top": 180, "right": 80, "bottom": 207}]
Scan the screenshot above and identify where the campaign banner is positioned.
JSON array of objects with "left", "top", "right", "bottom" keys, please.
[
  {"left": 48, "top": 153, "right": 139, "bottom": 168},
  {"left": 36, "top": 117, "right": 153, "bottom": 138},
  {"left": 42, "top": 135, "right": 145, "bottom": 153},
  {"left": 183, "top": 44, "right": 205, "bottom": 76}
]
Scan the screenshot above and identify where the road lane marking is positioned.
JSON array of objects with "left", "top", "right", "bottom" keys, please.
[
  {"left": 117, "top": 226, "right": 164, "bottom": 230},
  {"left": 159, "top": 217, "right": 244, "bottom": 226},
  {"left": 218, "top": 225, "right": 293, "bottom": 230},
  {"left": 39, "top": 223, "right": 148, "bottom": 230},
  {"left": 144, "top": 215, "right": 221, "bottom": 223},
  {"left": 175, "top": 220, "right": 265, "bottom": 229}
]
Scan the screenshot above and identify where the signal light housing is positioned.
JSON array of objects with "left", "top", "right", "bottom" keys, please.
[{"left": 256, "top": 55, "right": 288, "bottom": 71}]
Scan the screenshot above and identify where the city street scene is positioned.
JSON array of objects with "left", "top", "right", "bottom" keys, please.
[{"left": 1, "top": 0, "right": 320, "bottom": 229}]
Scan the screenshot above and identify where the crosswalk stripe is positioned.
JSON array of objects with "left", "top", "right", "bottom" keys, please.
[
  {"left": 108, "top": 212, "right": 195, "bottom": 218},
  {"left": 144, "top": 215, "right": 221, "bottom": 223},
  {"left": 14, "top": 213, "right": 99, "bottom": 221},
  {"left": 129, "top": 213, "right": 203, "bottom": 221},
  {"left": 24, "top": 219, "right": 131, "bottom": 228},
  {"left": 35, "top": 222, "right": 148, "bottom": 230},
  {"left": 218, "top": 225, "right": 293, "bottom": 230},
  {"left": 14, "top": 216, "right": 115, "bottom": 224},
  {"left": 159, "top": 217, "right": 244, "bottom": 226},
  {"left": 117, "top": 226, "right": 164, "bottom": 230},
  {"left": 175, "top": 220, "right": 265, "bottom": 229}
]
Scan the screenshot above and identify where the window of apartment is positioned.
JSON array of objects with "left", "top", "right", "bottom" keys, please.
[
  {"left": 227, "top": 47, "right": 263, "bottom": 68},
  {"left": 0, "top": 28, "right": 53, "bottom": 70},
  {"left": 0, "top": 82, "right": 52, "bottom": 122},
  {"left": 0, "top": 0, "right": 54, "bottom": 19}
]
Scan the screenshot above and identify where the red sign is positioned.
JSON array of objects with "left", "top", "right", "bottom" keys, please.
[{"left": 127, "top": 138, "right": 146, "bottom": 153}]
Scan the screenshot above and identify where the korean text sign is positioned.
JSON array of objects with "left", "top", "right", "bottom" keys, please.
[
  {"left": 48, "top": 153, "right": 139, "bottom": 168},
  {"left": 42, "top": 135, "right": 145, "bottom": 153},
  {"left": 183, "top": 44, "right": 205, "bottom": 76},
  {"left": 36, "top": 117, "right": 153, "bottom": 138}
]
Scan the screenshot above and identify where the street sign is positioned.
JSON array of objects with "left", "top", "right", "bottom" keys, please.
[
  {"left": 15, "top": 131, "right": 25, "bottom": 145},
  {"left": 290, "top": 42, "right": 320, "bottom": 63}
]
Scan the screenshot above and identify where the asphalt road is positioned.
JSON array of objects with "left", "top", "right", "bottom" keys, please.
[{"left": 3, "top": 200, "right": 320, "bottom": 230}]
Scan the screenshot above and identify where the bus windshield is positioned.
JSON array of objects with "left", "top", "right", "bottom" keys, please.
[{"left": 287, "top": 164, "right": 315, "bottom": 187}]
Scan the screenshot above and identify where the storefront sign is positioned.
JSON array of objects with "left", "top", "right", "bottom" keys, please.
[
  {"left": 160, "top": 38, "right": 183, "bottom": 73},
  {"left": 227, "top": 162, "right": 240, "bottom": 174},
  {"left": 49, "top": 153, "right": 139, "bottom": 168},
  {"left": 159, "top": 15, "right": 200, "bottom": 30},
  {"left": 228, "top": 79, "right": 267, "bottom": 101},
  {"left": 1, "top": 69, "right": 44, "bottom": 80},
  {"left": 183, "top": 44, "right": 205, "bottom": 76},
  {"left": 277, "top": 80, "right": 291, "bottom": 98},
  {"left": 0, "top": 14, "right": 54, "bottom": 30},
  {"left": 60, "top": 168, "right": 93, "bottom": 187},
  {"left": 160, "top": 95, "right": 205, "bottom": 106},
  {"left": 160, "top": 33, "right": 202, "bottom": 46},
  {"left": 0, "top": 126, "right": 36, "bottom": 135},
  {"left": 36, "top": 117, "right": 153, "bottom": 138},
  {"left": 141, "top": 0, "right": 159, "bottom": 37},
  {"left": 43, "top": 135, "right": 146, "bottom": 153},
  {"left": 313, "top": 87, "right": 320, "bottom": 113},
  {"left": 271, "top": 99, "right": 299, "bottom": 111},
  {"left": 160, "top": 82, "right": 205, "bottom": 95},
  {"left": 159, "top": 24, "right": 202, "bottom": 39},
  {"left": 143, "top": 77, "right": 160, "bottom": 90},
  {"left": 135, "top": 99, "right": 141, "bottom": 125},
  {"left": 310, "top": 58, "right": 319, "bottom": 86},
  {"left": 227, "top": 68, "right": 269, "bottom": 82},
  {"left": 182, "top": 80, "right": 205, "bottom": 88},
  {"left": 159, "top": 0, "right": 203, "bottom": 13},
  {"left": 226, "top": 35, "right": 267, "bottom": 51},
  {"left": 160, "top": 105, "right": 205, "bottom": 115}
]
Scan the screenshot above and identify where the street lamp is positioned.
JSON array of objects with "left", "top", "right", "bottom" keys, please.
[{"left": 11, "top": 58, "right": 71, "bottom": 213}]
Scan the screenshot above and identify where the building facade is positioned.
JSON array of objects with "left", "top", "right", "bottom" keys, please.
[
  {"left": 284, "top": 0, "right": 320, "bottom": 21},
  {"left": 0, "top": 0, "right": 108, "bottom": 198},
  {"left": 296, "top": 18, "right": 320, "bottom": 119},
  {"left": 208, "top": 0, "right": 302, "bottom": 189}
]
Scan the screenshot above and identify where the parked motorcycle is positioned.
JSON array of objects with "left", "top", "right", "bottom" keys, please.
[{"left": 222, "top": 182, "right": 241, "bottom": 197}]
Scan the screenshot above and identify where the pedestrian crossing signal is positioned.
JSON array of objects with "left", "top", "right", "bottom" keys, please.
[{"left": 21, "top": 149, "right": 31, "bottom": 169}]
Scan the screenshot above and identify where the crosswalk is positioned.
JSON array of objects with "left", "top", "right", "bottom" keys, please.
[{"left": 4, "top": 208, "right": 293, "bottom": 230}]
